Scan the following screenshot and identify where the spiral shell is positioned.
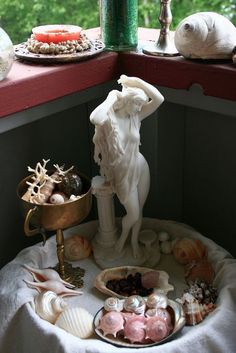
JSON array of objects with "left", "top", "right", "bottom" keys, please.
[
  {"left": 64, "top": 235, "right": 92, "bottom": 261},
  {"left": 123, "top": 295, "right": 146, "bottom": 315},
  {"left": 146, "top": 293, "right": 168, "bottom": 309},
  {"left": 55, "top": 307, "right": 94, "bottom": 338},
  {"left": 174, "top": 12, "right": 236, "bottom": 59},
  {"left": 34, "top": 290, "right": 68, "bottom": 323},
  {"left": 104, "top": 297, "right": 124, "bottom": 312},
  {"left": 98, "top": 311, "right": 124, "bottom": 337},
  {"left": 172, "top": 237, "right": 207, "bottom": 265}
]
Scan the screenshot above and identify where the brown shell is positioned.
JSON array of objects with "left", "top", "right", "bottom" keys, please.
[
  {"left": 185, "top": 260, "right": 215, "bottom": 284},
  {"left": 172, "top": 237, "right": 207, "bottom": 265}
]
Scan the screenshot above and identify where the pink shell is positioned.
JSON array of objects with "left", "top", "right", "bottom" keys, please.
[
  {"left": 98, "top": 311, "right": 124, "bottom": 337},
  {"left": 64, "top": 235, "right": 92, "bottom": 261},
  {"left": 141, "top": 271, "right": 160, "bottom": 289},
  {"left": 173, "top": 237, "right": 207, "bottom": 265},
  {"left": 185, "top": 260, "right": 215, "bottom": 283},
  {"left": 145, "top": 316, "right": 171, "bottom": 342},
  {"left": 123, "top": 316, "right": 147, "bottom": 343}
]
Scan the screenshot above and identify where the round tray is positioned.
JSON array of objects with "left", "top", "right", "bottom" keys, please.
[{"left": 14, "top": 39, "right": 105, "bottom": 63}]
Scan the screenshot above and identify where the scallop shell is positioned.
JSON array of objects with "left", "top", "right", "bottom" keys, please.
[
  {"left": 104, "top": 297, "right": 124, "bottom": 312},
  {"left": 55, "top": 307, "right": 94, "bottom": 338},
  {"left": 33, "top": 290, "right": 68, "bottom": 323},
  {"left": 123, "top": 295, "right": 146, "bottom": 315},
  {"left": 174, "top": 12, "right": 236, "bottom": 59},
  {"left": 64, "top": 235, "right": 92, "bottom": 261},
  {"left": 98, "top": 311, "right": 124, "bottom": 337},
  {"left": 123, "top": 316, "right": 147, "bottom": 344},
  {"left": 172, "top": 237, "right": 207, "bottom": 265},
  {"left": 94, "top": 266, "right": 174, "bottom": 299}
]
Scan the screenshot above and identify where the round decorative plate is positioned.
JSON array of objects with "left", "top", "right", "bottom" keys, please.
[
  {"left": 14, "top": 39, "right": 105, "bottom": 63},
  {"left": 93, "top": 299, "right": 186, "bottom": 348}
]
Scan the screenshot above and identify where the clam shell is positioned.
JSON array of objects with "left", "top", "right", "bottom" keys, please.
[
  {"left": 64, "top": 235, "right": 92, "bottom": 261},
  {"left": 33, "top": 290, "right": 68, "bottom": 323},
  {"left": 174, "top": 12, "right": 236, "bottom": 59},
  {"left": 94, "top": 266, "right": 174, "bottom": 299},
  {"left": 55, "top": 307, "right": 94, "bottom": 338}
]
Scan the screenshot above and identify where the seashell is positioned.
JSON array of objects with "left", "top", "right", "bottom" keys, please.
[
  {"left": 145, "top": 316, "right": 171, "bottom": 342},
  {"left": 160, "top": 240, "right": 172, "bottom": 254},
  {"left": 123, "top": 295, "right": 146, "bottom": 315},
  {"left": 155, "top": 308, "right": 172, "bottom": 326},
  {"left": 49, "top": 192, "right": 67, "bottom": 204},
  {"left": 94, "top": 266, "right": 174, "bottom": 299},
  {"left": 158, "top": 231, "right": 170, "bottom": 242},
  {"left": 146, "top": 293, "right": 168, "bottom": 309},
  {"left": 172, "top": 237, "right": 207, "bottom": 265},
  {"left": 23, "top": 265, "right": 75, "bottom": 288},
  {"left": 64, "top": 235, "right": 92, "bottom": 261},
  {"left": 58, "top": 170, "right": 83, "bottom": 197},
  {"left": 174, "top": 12, "right": 236, "bottom": 59},
  {"left": 34, "top": 290, "right": 68, "bottom": 323},
  {"left": 185, "top": 260, "right": 215, "bottom": 284},
  {"left": 104, "top": 297, "right": 124, "bottom": 312},
  {"left": 141, "top": 271, "right": 159, "bottom": 289},
  {"left": 123, "top": 315, "right": 147, "bottom": 343},
  {"left": 24, "top": 279, "right": 83, "bottom": 297},
  {"left": 55, "top": 307, "right": 94, "bottom": 338},
  {"left": 98, "top": 311, "right": 124, "bottom": 337}
]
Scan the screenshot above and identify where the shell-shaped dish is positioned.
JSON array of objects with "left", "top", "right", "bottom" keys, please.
[
  {"left": 93, "top": 299, "right": 186, "bottom": 348},
  {"left": 55, "top": 307, "right": 94, "bottom": 338},
  {"left": 33, "top": 290, "right": 68, "bottom": 323},
  {"left": 94, "top": 266, "right": 174, "bottom": 299},
  {"left": 174, "top": 12, "right": 236, "bottom": 59}
]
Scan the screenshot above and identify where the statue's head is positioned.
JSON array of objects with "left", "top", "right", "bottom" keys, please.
[{"left": 117, "top": 87, "right": 149, "bottom": 114}]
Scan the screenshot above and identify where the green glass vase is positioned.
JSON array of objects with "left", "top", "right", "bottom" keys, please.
[{"left": 100, "top": 0, "right": 138, "bottom": 51}]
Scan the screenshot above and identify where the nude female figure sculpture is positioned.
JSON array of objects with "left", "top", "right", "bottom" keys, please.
[{"left": 90, "top": 75, "right": 164, "bottom": 258}]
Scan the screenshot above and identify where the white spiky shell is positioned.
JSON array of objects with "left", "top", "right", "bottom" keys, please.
[
  {"left": 174, "top": 12, "right": 236, "bottom": 59},
  {"left": 55, "top": 307, "right": 94, "bottom": 338},
  {"left": 33, "top": 290, "right": 68, "bottom": 323}
]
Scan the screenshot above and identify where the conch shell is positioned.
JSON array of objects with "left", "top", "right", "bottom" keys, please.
[
  {"left": 64, "top": 235, "right": 92, "bottom": 261},
  {"left": 174, "top": 12, "right": 236, "bottom": 59},
  {"left": 172, "top": 237, "right": 207, "bottom": 265},
  {"left": 24, "top": 279, "right": 83, "bottom": 297},
  {"left": 55, "top": 307, "right": 94, "bottom": 338},
  {"left": 33, "top": 290, "right": 68, "bottom": 323}
]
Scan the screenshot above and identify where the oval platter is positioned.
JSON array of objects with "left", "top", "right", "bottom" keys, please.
[
  {"left": 14, "top": 39, "right": 105, "bottom": 63},
  {"left": 93, "top": 299, "right": 186, "bottom": 348}
]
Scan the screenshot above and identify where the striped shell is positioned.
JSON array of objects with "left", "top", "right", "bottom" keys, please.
[
  {"left": 64, "top": 235, "right": 92, "bottom": 261},
  {"left": 174, "top": 12, "right": 236, "bottom": 59},
  {"left": 172, "top": 237, "right": 207, "bottom": 265},
  {"left": 34, "top": 290, "right": 68, "bottom": 323},
  {"left": 55, "top": 307, "right": 94, "bottom": 338}
]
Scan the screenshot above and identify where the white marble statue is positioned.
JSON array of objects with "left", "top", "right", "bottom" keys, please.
[{"left": 90, "top": 75, "right": 164, "bottom": 260}]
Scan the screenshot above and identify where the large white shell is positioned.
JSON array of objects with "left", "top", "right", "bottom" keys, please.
[
  {"left": 94, "top": 266, "right": 174, "bottom": 299},
  {"left": 174, "top": 12, "right": 236, "bottom": 59},
  {"left": 55, "top": 307, "right": 94, "bottom": 338},
  {"left": 33, "top": 290, "right": 68, "bottom": 323}
]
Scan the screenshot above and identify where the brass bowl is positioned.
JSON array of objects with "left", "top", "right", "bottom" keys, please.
[{"left": 17, "top": 172, "right": 92, "bottom": 235}]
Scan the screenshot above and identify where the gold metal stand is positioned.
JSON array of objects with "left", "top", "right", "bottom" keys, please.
[{"left": 143, "top": 0, "right": 179, "bottom": 57}]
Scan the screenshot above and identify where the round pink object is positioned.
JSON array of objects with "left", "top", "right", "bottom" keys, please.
[
  {"left": 124, "top": 316, "right": 146, "bottom": 344},
  {"left": 146, "top": 316, "right": 170, "bottom": 342},
  {"left": 98, "top": 311, "right": 124, "bottom": 337}
]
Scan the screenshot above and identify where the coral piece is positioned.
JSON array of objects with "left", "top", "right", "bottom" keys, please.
[
  {"left": 55, "top": 307, "right": 94, "bottom": 338},
  {"left": 174, "top": 12, "right": 236, "bottom": 59},
  {"left": 123, "top": 316, "right": 147, "bottom": 343},
  {"left": 64, "top": 235, "right": 92, "bottom": 261},
  {"left": 98, "top": 311, "right": 124, "bottom": 337},
  {"left": 33, "top": 290, "right": 68, "bottom": 323},
  {"left": 172, "top": 237, "right": 207, "bottom": 265},
  {"left": 185, "top": 260, "right": 215, "bottom": 284}
]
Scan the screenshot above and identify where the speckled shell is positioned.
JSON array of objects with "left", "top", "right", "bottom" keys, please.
[
  {"left": 175, "top": 12, "right": 236, "bottom": 59},
  {"left": 123, "top": 295, "right": 146, "bottom": 315},
  {"left": 123, "top": 316, "right": 147, "bottom": 343},
  {"left": 104, "top": 297, "right": 124, "bottom": 312},
  {"left": 55, "top": 307, "right": 94, "bottom": 338},
  {"left": 64, "top": 235, "right": 92, "bottom": 261},
  {"left": 172, "top": 237, "right": 207, "bottom": 265},
  {"left": 34, "top": 290, "right": 68, "bottom": 323},
  {"left": 98, "top": 311, "right": 124, "bottom": 337}
]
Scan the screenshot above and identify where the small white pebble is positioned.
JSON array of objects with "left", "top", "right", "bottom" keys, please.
[
  {"left": 158, "top": 231, "right": 170, "bottom": 242},
  {"left": 160, "top": 240, "right": 172, "bottom": 254}
]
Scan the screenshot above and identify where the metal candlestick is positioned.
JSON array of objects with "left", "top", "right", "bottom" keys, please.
[{"left": 143, "top": 0, "right": 179, "bottom": 56}]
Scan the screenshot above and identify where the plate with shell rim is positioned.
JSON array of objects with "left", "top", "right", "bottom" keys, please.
[
  {"left": 93, "top": 299, "right": 186, "bottom": 348},
  {"left": 14, "top": 39, "right": 105, "bottom": 63},
  {"left": 93, "top": 266, "right": 174, "bottom": 299}
]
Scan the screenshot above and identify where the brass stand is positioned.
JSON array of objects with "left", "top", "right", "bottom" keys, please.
[
  {"left": 54, "top": 229, "right": 85, "bottom": 288},
  {"left": 143, "top": 0, "right": 179, "bottom": 57}
]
